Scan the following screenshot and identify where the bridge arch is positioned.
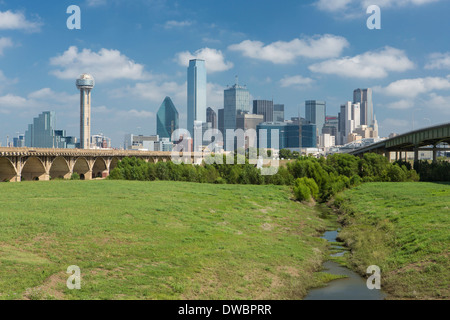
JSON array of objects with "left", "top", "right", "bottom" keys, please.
[
  {"left": 73, "top": 157, "right": 91, "bottom": 180},
  {"left": 0, "top": 158, "right": 17, "bottom": 182},
  {"left": 21, "top": 157, "right": 47, "bottom": 181},
  {"left": 50, "top": 157, "right": 71, "bottom": 180},
  {"left": 110, "top": 157, "right": 120, "bottom": 173},
  {"left": 92, "top": 157, "right": 108, "bottom": 179}
]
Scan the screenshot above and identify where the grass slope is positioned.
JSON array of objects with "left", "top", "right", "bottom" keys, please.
[
  {"left": 0, "top": 180, "right": 327, "bottom": 300},
  {"left": 335, "top": 182, "right": 450, "bottom": 300}
]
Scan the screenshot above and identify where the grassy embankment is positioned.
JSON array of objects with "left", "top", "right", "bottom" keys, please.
[
  {"left": 334, "top": 182, "right": 450, "bottom": 299},
  {"left": 0, "top": 180, "right": 333, "bottom": 300}
]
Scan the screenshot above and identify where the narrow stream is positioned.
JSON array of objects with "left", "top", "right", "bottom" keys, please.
[{"left": 304, "top": 209, "right": 387, "bottom": 300}]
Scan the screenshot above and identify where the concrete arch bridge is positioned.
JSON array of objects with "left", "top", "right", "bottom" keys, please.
[{"left": 0, "top": 148, "right": 173, "bottom": 182}]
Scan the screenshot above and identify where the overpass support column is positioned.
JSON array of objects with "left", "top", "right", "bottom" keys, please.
[
  {"left": 433, "top": 145, "right": 438, "bottom": 163},
  {"left": 414, "top": 146, "right": 419, "bottom": 164}
]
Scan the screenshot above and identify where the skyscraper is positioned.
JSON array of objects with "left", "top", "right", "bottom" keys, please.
[
  {"left": 305, "top": 100, "right": 326, "bottom": 138},
  {"left": 274, "top": 104, "right": 285, "bottom": 122},
  {"left": 24, "top": 111, "right": 74, "bottom": 148},
  {"left": 338, "top": 101, "right": 361, "bottom": 145},
  {"left": 224, "top": 77, "right": 250, "bottom": 150},
  {"left": 187, "top": 59, "right": 207, "bottom": 138},
  {"left": 76, "top": 74, "right": 95, "bottom": 149},
  {"left": 253, "top": 100, "right": 274, "bottom": 122},
  {"left": 206, "top": 107, "right": 217, "bottom": 130},
  {"left": 353, "top": 88, "right": 373, "bottom": 127},
  {"left": 157, "top": 96, "right": 179, "bottom": 140},
  {"left": 218, "top": 108, "right": 224, "bottom": 137}
]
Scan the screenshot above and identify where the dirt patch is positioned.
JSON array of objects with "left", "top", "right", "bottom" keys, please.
[
  {"left": 23, "top": 272, "right": 67, "bottom": 300},
  {"left": 261, "top": 223, "right": 273, "bottom": 231}
]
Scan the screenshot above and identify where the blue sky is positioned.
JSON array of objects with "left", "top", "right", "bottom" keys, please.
[{"left": 0, "top": 0, "right": 449, "bottom": 147}]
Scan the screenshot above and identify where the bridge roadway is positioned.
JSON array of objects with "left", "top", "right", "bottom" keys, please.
[
  {"left": 0, "top": 147, "right": 175, "bottom": 182},
  {"left": 348, "top": 122, "right": 450, "bottom": 162}
]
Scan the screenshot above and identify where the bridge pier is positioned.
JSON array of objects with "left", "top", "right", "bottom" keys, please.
[
  {"left": 432, "top": 145, "right": 438, "bottom": 163},
  {"left": 414, "top": 147, "right": 419, "bottom": 164}
]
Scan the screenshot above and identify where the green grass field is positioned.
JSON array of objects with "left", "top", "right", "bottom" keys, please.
[
  {"left": 335, "top": 182, "right": 450, "bottom": 300},
  {"left": 0, "top": 180, "right": 328, "bottom": 300}
]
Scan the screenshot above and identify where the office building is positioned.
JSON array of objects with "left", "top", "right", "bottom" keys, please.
[
  {"left": 124, "top": 134, "right": 159, "bottom": 151},
  {"left": 235, "top": 113, "right": 264, "bottom": 149},
  {"left": 13, "top": 134, "right": 25, "bottom": 148},
  {"left": 76, "top": 74, "right": 95, "bottom": 149},
  {"left": 253, "top": 100, "right": 274, "bottom": 122},
  {"left": 24, "top": 111, "right": 73, "bottom": 148},
  {"left": 273, "top": 104, "right": 285, "bottom": 122},
  {"left": 305, "top": 100, "right": 326, "bottom": 138},
  {"left": 187, "top": 59, "right": 207, "bottom": 138},
  {"left": 224, "top": 77, "right": 250, "bottom": 150},
  {"left": 236, "top": 113, "right": 264, "bottom": 131},
  {"left": 323, "top": 116, "right": 339, "bottom": 138},
  {"left": 218, "top": 108, "right": 224, "bottom": 137},
  {"left": 157, "top": 96, "right": 179, "bottom": 140},
  {"left": 256, "top": 121, "right": 316, "bottom": 150},
  {"left": 353, "top": 88, "right": 373, "bottom": 127},
  {"left": 338, "top": 101, "right": 363, "bottom": 144},
  {"left": 207, "top": 107, "right": 217, "bottom": 130},
  {"left": 91, "top": 134, "right": 111, "bottom": 149},
  {"left": 300, "top": 123, "right": 317, "bottom": 148}
]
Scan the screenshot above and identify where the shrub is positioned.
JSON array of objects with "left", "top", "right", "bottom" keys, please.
[
  {"left": 71, "top": 173, "right": 80, "bottom": 180},
  {"left": 293, "top": 182, "right": 311, "bottom": 202}
]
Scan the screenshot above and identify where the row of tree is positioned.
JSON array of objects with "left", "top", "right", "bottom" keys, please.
[{"left": 109, "top": 152, "right": 424, "bottom": 203}]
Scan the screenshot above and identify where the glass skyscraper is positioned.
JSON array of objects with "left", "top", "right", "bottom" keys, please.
[
  {"left": 305, "top": 100, "right": 326, "bottom": 138},
  {"left": 274, "top": 104, "right": 285, "bottom": 122},
  {"left": 187, "top": 59, "right": 207, "bottom": 138},
  {"left": 353, "top": 88, "right": 373, "bottom": 127},
  {"left": 157, "top": 96, "right": 179, "bottom": 140},
  {"left": 253, "top": 100, "right": 274, "bottom": 122},
  {"left": 25, "top": 111, "right": 71, "bottom": 148},
  {"left": 224, "top": 79, "right": 250, "bottom": 150}
]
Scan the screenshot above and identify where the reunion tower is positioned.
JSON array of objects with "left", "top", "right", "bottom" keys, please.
[{"left": 76, "top": 74, "right": 95, "bottom": 149}]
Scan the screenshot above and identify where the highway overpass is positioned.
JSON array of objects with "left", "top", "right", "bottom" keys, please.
[{"left": 348, "top": 122, "right": 450, "bottom": 162}]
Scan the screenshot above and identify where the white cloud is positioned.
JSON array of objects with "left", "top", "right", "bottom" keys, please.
[
  {"left": 424, "top": 93, "right": 450, "bottom": 115},
  {"left": 228, "top": 34, "right": 349, "bottom": 64},
  {"left": 86, "top": 0, "right": 107, "bottom": 7},
  {"left": 315, "top": 0, "right": 441, "bottom": 15},
  {"left": 0, "top": 10, "right": 42, "bottom": 32},
  {"left": 377, "top": 76, "right": 450, "bottom": 98},
  {"left": 0, "top": 37, "right": 13, "bottom": 55},
  {"left": 309, "top": 47, "right": 415, "bottom": 78},
  {"left": 164, "top": 20, "right": 193, "bottom": 29},
  {"left": 383, "top": 118, "right": 410, "bottom": 128},
  {"left": 176, "top": 48, "right": 233, "bottom": 73},
  {"left": 207, "top": 83, "right": 225, "bottom": 108},
  {"left": 28, "top": 88, "right": 78, "bottom": 103},
  {"left": 115, "top": 81, "right": 186, "bottom": 103},
  {"left": 50, "top": 46, "right": 151, "bottom": 82},
  {"left": 425, "top": 52, "right": 450, "bottom": 70},
  {"left": 280, "top": 75, "right": 315, "bottom": 88},
  {"left": 386, "top": 99, "right": 414, "bottom": 110},
  {"left": 116, "top": 109, "right": 155, "bottom": 119}
]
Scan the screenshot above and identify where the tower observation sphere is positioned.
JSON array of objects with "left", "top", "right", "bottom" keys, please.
[{"left": 77, "top": 74, "right": 95, "bottom": 149}]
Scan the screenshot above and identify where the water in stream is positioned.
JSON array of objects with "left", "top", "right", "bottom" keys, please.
[{"left": 304, "top": 210, "right": 387, "bottom": 300}]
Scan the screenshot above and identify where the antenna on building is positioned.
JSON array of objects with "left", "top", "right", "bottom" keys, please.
[{"left": 235, "top": 75, "right": 239, "bottom": 86}]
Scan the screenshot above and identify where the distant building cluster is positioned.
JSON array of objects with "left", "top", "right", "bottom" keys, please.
[
  {"left": 185, "top": 58, "right": 379, "bottom": 155},
  {"left": 9, "top": 61, "right": 379, "bottom": 156}
]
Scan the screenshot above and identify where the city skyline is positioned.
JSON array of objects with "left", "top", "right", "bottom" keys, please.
[{"left": 0, "top": 0, "right": 449, "bottom": 147}]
